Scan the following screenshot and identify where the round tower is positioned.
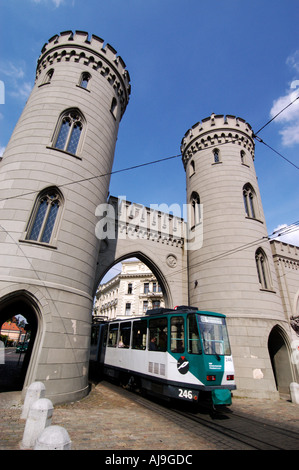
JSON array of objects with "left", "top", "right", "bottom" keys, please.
[
  {"left": 0, "top": 31, "right": 130, "bottom": 404},
  {"left": 181, "top": 114, "right": 294, "bottom": 399}
]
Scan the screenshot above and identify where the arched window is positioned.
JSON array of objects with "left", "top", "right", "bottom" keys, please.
[
  {"left": 190, "top": 192, "right": 201, "bottom": 228},
  {"left": 189, "top": 160, "right": 195, "bottom": 177},
  {"left": 110, "top": 97, "right": 118, "bottom": 119},
  {"left": 213, "top": 148, "right": 220, "bottom": 163},
  {"left": 243, "top": 183, "right": 257, "bottom": 219},
  {"left": 78, "top": 71, "right": 91, "bottom": 89},
  {"left": 26, "top": 187, "right": 63, "bottom": 244},
  {"left": 53, "top": 109, "right": 84, "bottom": 155},
  {"left": 255, "top": 248, "right": 271, "bottom": 290},
  {"left": 42, "top": 68, "right": 54, "bottom": 85}
]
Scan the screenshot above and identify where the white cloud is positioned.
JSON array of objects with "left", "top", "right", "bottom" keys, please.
[
  {"left": 269, "top": 50, "right": 299, "bottom": 146},
  {"left": 0, "top": 62, "right": 25, "bottom": 80},
  {"left": 31, "top": 0, "right": 65, "bottom": 6},
  {"left": 10, "top": 82, "right": 32, "bottom": 100},
  {"left": 0, "top": 61, "right": 32, "bottom": 101},
  {"left": 0, "top": 146, "right": 5, "bottom": 157},
  {"left": 286, "top": 50, "right": 299, "bottom": 73},
  {"left": 272, "top": 224, "right": 299, "bottom": 246}
]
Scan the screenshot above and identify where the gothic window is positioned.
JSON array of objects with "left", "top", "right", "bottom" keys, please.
[
  {"left": 240, "top": 150, "right": 245, "bottom": 164},
  {"left": 190, "top": 192, "right": 201, "bottom": 228},
  {"left": 26, "top": 187, "right": 63, "bottom": 244},
  {"left": 213, "top": 148, "right": 220, "bottom": 163},
  {"left": 79, "top": 72, "right": 91, "bottom": 89},
  {"left": 42, "top": 68, "right": 54, "bottom": 85},
  {"left": 127, "top": 283, "right": 132, "bottom": 294},
  {"left": 110, "top": 97, "right": 118, "bottom": 119},
  {"left": 189, "top": 160, "right": 195, "bottom": 177},
  {"left": 53, "top": 109, "right": 84, "bottom": 156},
  {"left": 243, "top": 183, "right": 257, "bottom": 219},
  {"left": 255, "top": 248, "right": 271, "bottom": 290}
]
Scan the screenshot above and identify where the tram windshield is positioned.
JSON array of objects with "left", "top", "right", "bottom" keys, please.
[{"left": 197, "top": 315, "right": 231, "bottom": 356}]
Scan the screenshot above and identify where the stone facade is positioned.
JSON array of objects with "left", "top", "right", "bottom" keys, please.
[
  {"left": 0, "top": 31, "right": 130, "bottom": 404},
  {"left": 0, "top": 32, "right": 298, "bottom": 403}
]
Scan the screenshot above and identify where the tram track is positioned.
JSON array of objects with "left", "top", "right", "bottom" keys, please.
[{"left": 103, "top": 381, "right": 299, "bottom": 450}]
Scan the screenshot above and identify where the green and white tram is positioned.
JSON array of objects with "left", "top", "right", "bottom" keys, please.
[{"left": 90, "top": 306, "right": 236, "bottom": 407}]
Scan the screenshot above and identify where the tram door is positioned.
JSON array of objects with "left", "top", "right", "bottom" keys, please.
[{"left": 98, "top": 323, "right": 108, "bottom": 367}]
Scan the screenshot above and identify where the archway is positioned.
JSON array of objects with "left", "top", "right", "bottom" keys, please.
[
  {"left": 94, "top": 252, "right": 174, "bottom": 309},
  {"left": 268, "top": 325, "right": 293, "bottom": 396},
  {"left": 93, "top": 254, "right": 170, "bottom": 320},
  {"left": 0, "top": 292, "right": 39, "bottom": 393}
]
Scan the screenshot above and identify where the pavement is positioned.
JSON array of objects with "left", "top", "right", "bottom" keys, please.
[{"left": 1, "top": 381, "right": 299, "bottom": 451}]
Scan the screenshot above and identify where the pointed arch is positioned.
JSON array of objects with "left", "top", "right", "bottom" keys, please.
[
  {"left": 51, "top": 107, "right": 86, "bottom": 156},
  {"left": 268, "top": 325, "right": 294, "bottom": 395},
  {"left": 0, "top": 289, "right": 45, "bottom": 393},
  {"left": 23, "top": 186, "right": 64, "bottom": 246}
]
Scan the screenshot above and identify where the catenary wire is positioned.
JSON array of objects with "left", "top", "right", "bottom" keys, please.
[
  {"left": 164, "top": 222, "right": 299, "bottom": 280},
  {"left": 0, "top": 94, "right": 298, "bottom": 204},
  {"left": 254, "top": 94, "right": 299, "bottom": 135}
]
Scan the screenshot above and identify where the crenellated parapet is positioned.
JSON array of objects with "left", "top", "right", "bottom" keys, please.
[
  {"left": 271, "top": 239, "right": 299, "bottom": 268},
  {"left": 181, "top": 113, "right": 255, "bottom": 169},
  {"left": 36, "top": 30, "right": 131, "bottom": 117},
  {"left": 109, "top": 196, "right": 185, "bottom": 248}
]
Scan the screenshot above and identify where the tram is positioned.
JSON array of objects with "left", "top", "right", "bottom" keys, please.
[{"left": 90, "top": 306, "right": 236, "bottom": 407}]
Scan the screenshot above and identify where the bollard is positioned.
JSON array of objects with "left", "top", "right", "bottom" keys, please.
[
  {"left": 34, "top": 425, "right": 72, "bottom": 450},
  {"left": 21, "top": 381, "right": 46, "bottom": 419},
  {"left": 290, "top": 382, "right": 299, "bottom": 404},
  {"left": 21, "top": 398, "right": 54, "bottom": 449}
]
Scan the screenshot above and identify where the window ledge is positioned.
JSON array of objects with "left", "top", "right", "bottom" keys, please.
[
  {"left": 46, "top": 146, "right": 82, "bottom": 160},
  {"left": 259, "top": 287, "right": 276, "bottom": 294},
  {"left": 245, "top": 216, "right": 264, "bottom": 224},
  {"left": 19, "top": 239, "right": 58, "bottom": 250},
  {"left": 76, "top": 84, "right": 90, "bottom": 92}
]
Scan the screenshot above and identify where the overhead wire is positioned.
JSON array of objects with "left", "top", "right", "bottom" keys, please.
[
  {"left": 165, "top": 221, "right": 299, "bottom": 280},
  {"left": 253, "top": 93, "right": 299, "bottom": 169},
  {"left": 1, "top": 91, "right": 299, "bottom": 204},
  {"left": 0, "top": 93, "right": 298, "bottom": 204},
  {"left": 254, "top": 94, "right": 299, "bottom": 135}
]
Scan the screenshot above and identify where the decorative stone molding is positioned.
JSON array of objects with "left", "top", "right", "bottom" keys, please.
[
  {"left": 181, "top": 113, "right": 255, "bottom": 168},
  {"left": 36, "top": 30, "right": 131, "bottom": 118}
]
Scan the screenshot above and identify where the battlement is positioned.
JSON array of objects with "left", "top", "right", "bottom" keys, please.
[
  {"left": 36, "top": 31, "right": 131, "bottom": 115},
  {"left": 181, "top": 114, "right": 255, "bottom": 166}
]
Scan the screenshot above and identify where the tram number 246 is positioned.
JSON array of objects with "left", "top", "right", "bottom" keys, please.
[{"left": 178, "top": 389, "right": 194, "bottom": 400}]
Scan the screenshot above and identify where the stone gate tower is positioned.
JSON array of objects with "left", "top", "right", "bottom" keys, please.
[
  {"left": 181, "top": 114, "right": 295, "bottom": 399},
  {"left": 0, "top": 31, "right": 130, "bottom": 404}
]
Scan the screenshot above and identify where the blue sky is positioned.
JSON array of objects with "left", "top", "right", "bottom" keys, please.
[{"left": 0, "top": 0, "right": 298, "bottom": 249}]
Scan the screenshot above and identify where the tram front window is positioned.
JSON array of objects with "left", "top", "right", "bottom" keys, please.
[{"left": 197, "top": 315, "right": 231, "bottom": 356}]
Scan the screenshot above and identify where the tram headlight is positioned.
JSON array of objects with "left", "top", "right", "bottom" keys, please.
[
  {"left": 226, "top": 375, "right": 234, "bottom": 380},
  {"left": 206, "top": 375, "right": 216, "bottom": 381}
]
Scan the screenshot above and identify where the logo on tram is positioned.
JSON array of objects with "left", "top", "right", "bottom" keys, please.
[{"left": 177, "top": 356, "right": 189, "bottom": 374}]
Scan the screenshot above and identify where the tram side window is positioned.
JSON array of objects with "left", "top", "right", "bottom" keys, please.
[
  {"left": 148, "top": 317, "right": 168, "bottom": 352},
  {"left": 187, "top": 314, "right": 202, "bottom": 354},
  {"left": 108, "top": 323, "right": 119, "bottom": 347},
  {"left": 132, "top": 320, "right": 147, "bottom": 350},
  {"left": 170, "top": 316, "right": 185, "bottom": 353},
  {"left": 119, "top": 322, "right": 131, "bottom": 348}
]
